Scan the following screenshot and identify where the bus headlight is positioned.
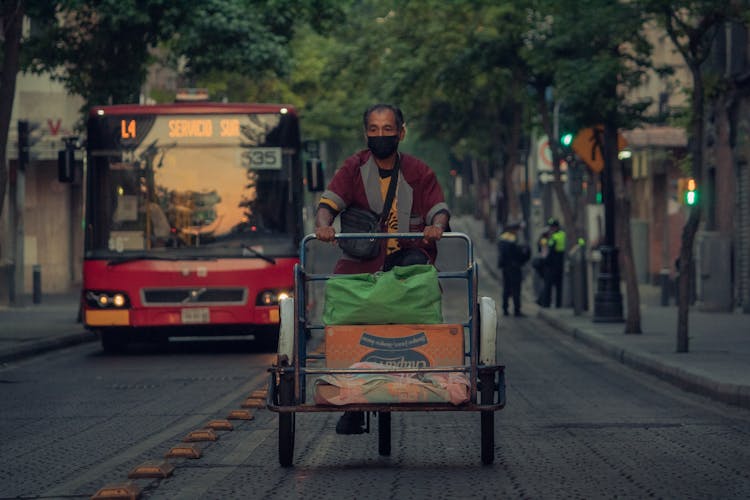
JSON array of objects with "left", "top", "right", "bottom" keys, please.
[
  {"left": 257, "top": 289, "right": 292, "bottom": 306},
  {"left": 86, "top": 291, "right": 131, "bottom": 309}
]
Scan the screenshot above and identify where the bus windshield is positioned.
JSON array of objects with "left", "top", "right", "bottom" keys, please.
[{"left": 85, "top": 109, "right": 302, "bottom": 259}]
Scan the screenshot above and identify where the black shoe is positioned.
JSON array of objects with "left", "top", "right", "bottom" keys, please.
[
  {"left": 503, "top": 310, "right": 509, "bottom": 317},
  {"left": 336, "top": 411, "right": 365, "bottom": 435}
]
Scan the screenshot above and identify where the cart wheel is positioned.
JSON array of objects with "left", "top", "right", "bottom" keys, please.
[
  {"left": 378, "top": 412, "right": 391, "bottom": 456},
  {"left": 279, "top": 412, "right": 295, "bottom": 467},
  {"left": 278, "top": 373, "right": 295, "bottom": 467},
  {"left": 481, "top": 411, "right": 494, "bottom": 465},
  {"left": 480, "top": 371, "right": 495, "bottom": 465}
]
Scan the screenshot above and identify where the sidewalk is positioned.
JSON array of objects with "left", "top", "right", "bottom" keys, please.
[
  {"left": 452, "top": 215, "right": 750, "bottom": 410},
  {"left": 0, "top": 291, "right": 95, "bottom": 363}
]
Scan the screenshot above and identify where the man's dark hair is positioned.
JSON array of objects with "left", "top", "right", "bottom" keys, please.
[{"left": 363, "top": 104, "right": 404, "bottom": 131}]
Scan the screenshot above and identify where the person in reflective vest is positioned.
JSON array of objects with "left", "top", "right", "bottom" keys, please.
[{"left": 538, "top": 218, "right": 566, "bottom": 308}]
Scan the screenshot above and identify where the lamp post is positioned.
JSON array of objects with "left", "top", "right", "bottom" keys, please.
[{"left": 592, "top": 131, "right": 624, "bottom": 323}]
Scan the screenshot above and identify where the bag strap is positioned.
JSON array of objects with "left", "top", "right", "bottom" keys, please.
[{"left": 378, "top": 155, "right": 400, "bottom": 227}]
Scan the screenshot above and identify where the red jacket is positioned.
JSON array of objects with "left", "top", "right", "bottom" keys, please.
[{"left": 321, "top": 150, "right": 450, "bottom": 274}]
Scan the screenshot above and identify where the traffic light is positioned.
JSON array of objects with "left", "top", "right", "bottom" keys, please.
[
  {"left": 17, "top": 120, "right": 41, "bottom": 170},
  {"left": 560, "top": 132, "right": 574, "bottom": 147},
  {"left": 677, "top": 177, "right": 698, "bottom": 206},
  {"left": 685, "top": 178, "right": 698, "bottom": 206},
  {"left": 18, "top": 120, "right": 30, "bottom": 169},
  {"left": 305, "top": 158, "right": 324, "bottom": 192}
]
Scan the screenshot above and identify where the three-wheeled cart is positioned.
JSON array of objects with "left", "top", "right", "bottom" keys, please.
[{"left": 267, "top": 232, "right": 505, "bottom": 466}]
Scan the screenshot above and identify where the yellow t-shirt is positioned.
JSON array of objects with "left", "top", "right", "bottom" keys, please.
[{"left": 380, "top": 175, "right": 400, "bottom": 255}]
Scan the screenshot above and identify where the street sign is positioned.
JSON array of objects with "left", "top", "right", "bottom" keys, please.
[
  {"left": 538, "top": 137, "right": 553, "bottom": 170},
  {"left": 572, "top": 126, "right": 627, "bottom": 173}
]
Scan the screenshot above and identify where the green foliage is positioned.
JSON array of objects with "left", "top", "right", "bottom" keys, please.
[
  {"left": 147, "top": 86, "right": 175, "bottom": 104},
  {"left": 20, "top": 0, "right": 343, "bottom": 113},
  {"left": 525, "top": 0, "right": 654, "bottom": 130},
  {"left": 25, "top": 1, "right": 191, "bottom": 110},
  {"left": 299, "top": 0, "right": 536, "bottom": 173}
]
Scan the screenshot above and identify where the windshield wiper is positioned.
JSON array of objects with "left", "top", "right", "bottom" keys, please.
[
  {"left": 241, "top": 245, "right": 276, "bottom": 265},
  {"left": 106, "top": 255, "right": 216, "bottom": 266}
]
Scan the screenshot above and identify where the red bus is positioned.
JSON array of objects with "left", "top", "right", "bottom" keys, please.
[{"left": 77, "top": 103, "right": 306, "bottom": 352}]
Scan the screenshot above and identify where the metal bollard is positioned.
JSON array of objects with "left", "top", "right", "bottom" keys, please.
[
  {"left": 33, "top": 264, "right": 41, "bottom": 304},
  {"left": 659, "top": 268, "right": 670, "bottom": 306}
]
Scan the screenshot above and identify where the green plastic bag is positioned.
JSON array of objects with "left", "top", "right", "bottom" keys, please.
[{"left": 323, "top": 264, "right": 443, "bottom": 325}]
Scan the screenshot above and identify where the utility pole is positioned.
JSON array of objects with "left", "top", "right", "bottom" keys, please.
[{"left": 13, "top": 120, "right": 29, "bottom": 305}]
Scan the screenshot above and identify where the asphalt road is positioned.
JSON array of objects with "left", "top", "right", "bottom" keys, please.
[{"left": 1, "top": 238, "right": 749, "bottom": 499}]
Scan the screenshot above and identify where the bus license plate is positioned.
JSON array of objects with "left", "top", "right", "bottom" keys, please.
[{"left": 182, "top": 308, "right": 210, "bottom": 324}]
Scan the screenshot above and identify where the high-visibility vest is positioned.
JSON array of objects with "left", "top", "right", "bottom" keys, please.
[{"left": 549, "top": 230, "right": 566, "bottom": 252}]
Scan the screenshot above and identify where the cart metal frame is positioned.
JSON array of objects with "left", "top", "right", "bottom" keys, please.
[{"left": 267, "top": 232, "right": 506, "bottom": 466}]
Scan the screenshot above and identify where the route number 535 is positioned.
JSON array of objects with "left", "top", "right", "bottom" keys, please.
[{"left": 244, "top": 147, "right": 282, "bottom": 170}]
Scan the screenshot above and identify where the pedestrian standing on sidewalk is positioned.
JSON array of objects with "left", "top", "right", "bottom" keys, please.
[
  {"left": 538, "top": 218, "right": 566, "bottom": 308},
  {"left": 497, "top": 221, "right": 531, "bottom": 316}
]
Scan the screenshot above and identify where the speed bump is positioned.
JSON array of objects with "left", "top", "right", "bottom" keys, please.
[
  {"left": 205, "top": 419, "right": 234, "bottom": 431},
  {"left": 227, "top": 409, "right": 254, "bottom": 420},
  {"left": 183, "top": 428, "right": 218, "bottom": 442},
  {"left": 91, "top": 481, "right": 141, "bottom": 499},
  {"left": 250, "top": 389, "right": 267, "bottom": 398},
  {"left": 127, "top": 460, "right": 175, "bottom": 479},
  {"left": 241, "top": 398, "right": 265, "bottom": 408},
  {"left": 165, "top": 443, "right": 202, "bottom": 459}
]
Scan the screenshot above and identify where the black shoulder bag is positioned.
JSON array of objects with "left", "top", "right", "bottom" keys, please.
[{"left": 338, "top": 159, "right": 399, "bottom": 260}]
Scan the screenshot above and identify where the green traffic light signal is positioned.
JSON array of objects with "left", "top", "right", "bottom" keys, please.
[{"left": 561, "top": 133, "right": 573, "bottom": 147}]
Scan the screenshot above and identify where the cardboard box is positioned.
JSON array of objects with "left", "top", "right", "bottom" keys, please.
[{"left": 324, "top": 324, "right": 464, "bottom": 369}]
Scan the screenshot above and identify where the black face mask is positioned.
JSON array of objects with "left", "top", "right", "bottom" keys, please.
[{"left": 367, "top": 135, "right": 399, "bottom": 159}]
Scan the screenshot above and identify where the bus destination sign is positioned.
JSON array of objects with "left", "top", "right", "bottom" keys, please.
[{"left": 120, "top": 118, "right": 243, "bottom": 140}]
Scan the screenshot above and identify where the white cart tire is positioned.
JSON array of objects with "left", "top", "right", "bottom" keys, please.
[
  {"left": 278, "top": 297, "right": 295, "bottom": 361},
  {"left": 479, "top": 296, "right": 497, "bottom": 365}
]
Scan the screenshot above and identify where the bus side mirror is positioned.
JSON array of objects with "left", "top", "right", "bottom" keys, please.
[
  {"left": 306, "top": 158, "right": 324, "bottom": 192},
  {"left": 58, "top": 148, "right": 75, "bottom": 183}
]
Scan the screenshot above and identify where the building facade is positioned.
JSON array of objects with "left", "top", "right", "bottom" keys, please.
[{"left": 0, "top": 73, "right": 84, "bottom": 303}]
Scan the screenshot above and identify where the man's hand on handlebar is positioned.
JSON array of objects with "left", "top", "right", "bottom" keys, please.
[
  {"left": 315, "top": 226, "right": 336, "bottom": 242},
  {"left": 315, "top": 205, "right": 337, "bottom": 242},
  {"left": 423, "top": 224, "right": 444, "bottom": 244},
  {"left": 423, "top": 213, "right": 449, "bottom": 244}
]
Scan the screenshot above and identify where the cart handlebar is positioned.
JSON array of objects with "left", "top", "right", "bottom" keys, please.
[{"left": 300, "top": 231, "right": 474, "bottom": 269}]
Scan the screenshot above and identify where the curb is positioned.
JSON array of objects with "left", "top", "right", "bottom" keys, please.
[
  {"left": 0, "top": 331, "right": 98, "bottom": 364},
  {"left": 536, "top": 309, "right": 750, "bottom": 410}
]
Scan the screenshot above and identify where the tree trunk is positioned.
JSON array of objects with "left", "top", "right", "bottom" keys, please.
[
  {"left": 503, "top": 77, "right": 523, "bottom": 224},
  {"left": 676, "top": 63, "right": 706, "bottom": 353},
  {"left": 607, "top": 122, "right": 641, "bottom": 333},
  {"left": 0, "top": 1, "right": 24, "bottom": 221}
]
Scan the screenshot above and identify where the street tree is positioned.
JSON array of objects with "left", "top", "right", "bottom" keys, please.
[
  {"left": 639, "top": 0, "right": 749, "bottom": 352},
  {"left": 0, "top": 1, "right": 57, "bottom": 222},
  {"left": 0, "top": 0, "right": 24, "bottom": 228},
  {"left": 525, "top": 0, "right": 655, "bottom": 333},
  {"left": 314, "top": 1, "right": 534, "bottom": 228},
  {"left": 0, "top": 0, "right": 342, "bottom": 222},
  {"left": 522, "top": 3, "right": 582, "bottom": 252}
]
